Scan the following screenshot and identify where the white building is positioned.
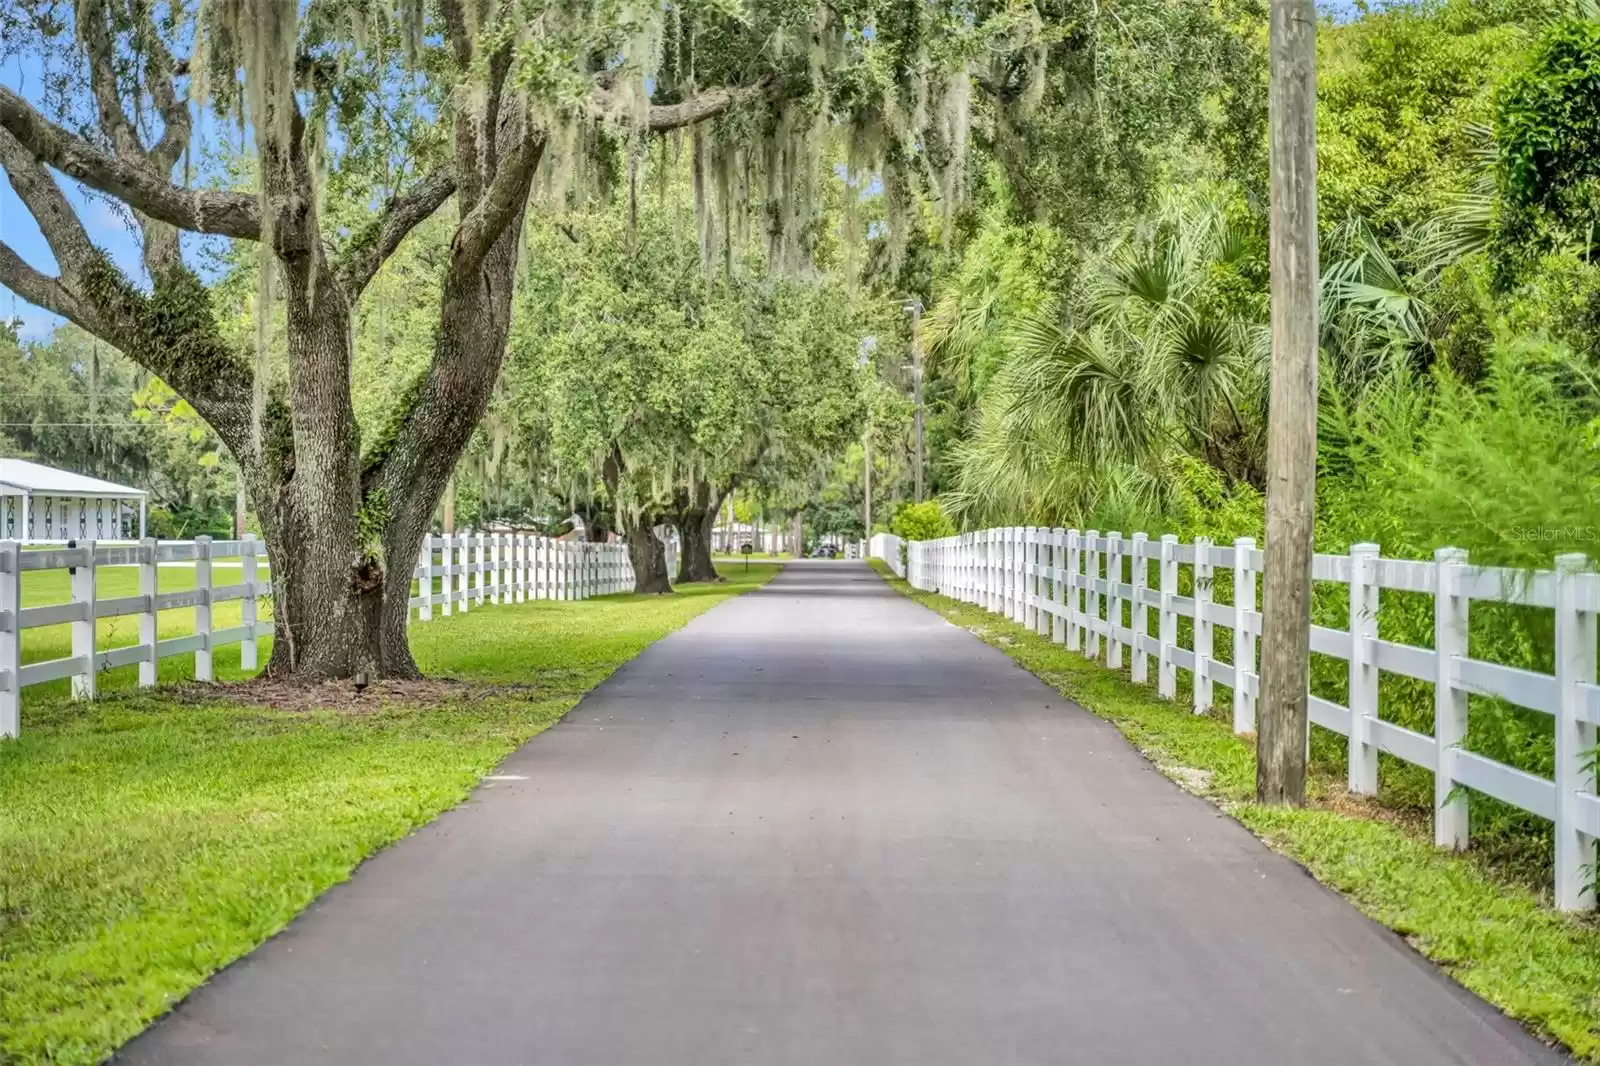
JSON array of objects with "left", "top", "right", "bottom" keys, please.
[{"left": 0, "top": 458, "right": 147, "bottom": 543}]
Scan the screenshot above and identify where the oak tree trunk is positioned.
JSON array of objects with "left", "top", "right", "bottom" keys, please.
[
  {"left": 627, "top": 525, "right": 673, "bottom": 594},
  {"left": 674, "top": 480, "right": 724, "bottom": 584}
]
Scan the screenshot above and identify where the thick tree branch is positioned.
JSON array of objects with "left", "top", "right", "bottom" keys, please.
[
  {"left": 77, "top": 0, "right": 143, "bottom": 159},
  {"left": 0, "top": 127, "right": 97, "bottom": 274},
  {"left": 0, "top": 240, "right": 100, "bottom": 332},
  {"left": 72, "top": 0, "right": 194, "bottom": 276},
  {"left": 141, "top": 19, "right": 193, "bottom": 170},
  {"left": 453, "top": 122, "right": 544, "bottom": 275},
  {"left": 336, "top": 168, "right": 458, "bottom": 297},
  {"left": 589, "top": 80, "right": 777, "bottom": 132},
  {"left": 436, "top": 0, "right": 477, "bottom": 70},
  {"left": 0, "top": 87, "right": 260, "bottom": 239}
]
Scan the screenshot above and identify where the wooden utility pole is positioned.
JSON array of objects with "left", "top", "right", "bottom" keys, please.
[
  {"left": 863, "top": 434, "right": 873, "bottom": 535},
  {"left": 908, "top": 300, "right": 925, "bottom": 503},
  {"left": 1258, "top": 0, "right": 1320, "bottom": 805}
]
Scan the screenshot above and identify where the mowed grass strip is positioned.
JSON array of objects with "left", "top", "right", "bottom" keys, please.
[
  {"left": 868, "top": 560, "right": 1600, "bottom": 1062},
  {"left": 0, "top": 563, "right": 779, "bottom": 1066}
]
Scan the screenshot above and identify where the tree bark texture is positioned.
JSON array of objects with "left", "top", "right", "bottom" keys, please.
[
  {"left": 626, "top": 525, "right": 673, "bottom": 594},
  {"left": 1258, "top": 0, "right": 1320, "bottom": 805},
  {"left": 673, "top": 479, "right": 724, "bottom": 584}
]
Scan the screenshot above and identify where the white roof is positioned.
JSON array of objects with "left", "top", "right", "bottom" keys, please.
[{"left": 0, "top": 458, "right": 146, "bottom": 498}]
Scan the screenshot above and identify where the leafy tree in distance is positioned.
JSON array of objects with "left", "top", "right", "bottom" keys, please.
[{"left": 506, "top": 154, "right": 876, "bottom": 590}]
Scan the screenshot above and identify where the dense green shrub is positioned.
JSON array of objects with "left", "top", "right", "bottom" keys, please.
[
  {"left": 890, "top": 500, "right": 956, "bottom": 542},
  {"left": 1497, "top": 17, "right": 1600, "bottom": 276}
]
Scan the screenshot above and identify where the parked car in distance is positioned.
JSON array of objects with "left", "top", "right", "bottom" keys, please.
[{"left": 810, "top": 544, "right": 840, "bottom": 558}]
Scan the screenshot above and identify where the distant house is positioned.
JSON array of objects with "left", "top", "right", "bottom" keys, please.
[{"left": 0, "top": 458, "right": 147, "bottom": 543}]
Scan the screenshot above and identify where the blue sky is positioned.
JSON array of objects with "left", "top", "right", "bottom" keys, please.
[{"left": 0, "top": 46, "right": 217, "bottom": 342}]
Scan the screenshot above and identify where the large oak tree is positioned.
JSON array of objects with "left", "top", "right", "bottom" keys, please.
[{"left": 0, "top": 0, "right": 1046, "bottom": 679}]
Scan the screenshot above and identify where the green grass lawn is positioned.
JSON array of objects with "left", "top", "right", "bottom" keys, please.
[
  {"left": 0, "top": 562, "right": 779, "bottom": 1066},
  {"left": 869, "top": 560, "right": 1600, "bottom": 1062}
]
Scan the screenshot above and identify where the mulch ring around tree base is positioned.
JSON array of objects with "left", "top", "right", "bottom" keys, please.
[{"left": 169, "top": 676, "right": 531, "bottom": 715}]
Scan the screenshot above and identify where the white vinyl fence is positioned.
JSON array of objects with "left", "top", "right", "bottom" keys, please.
[
  {"left": 0, "top": 532, "right": 642, "bottom": 740},
  {"left": 409, "top": 532, "right": 638, "bottom": 619},
  {"left": 871, "top": 527, "right": 1600, "bottom": 913}
]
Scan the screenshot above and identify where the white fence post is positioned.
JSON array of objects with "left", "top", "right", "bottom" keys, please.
[
  {"left": 138, "top": 537, "right": 159, "bottom": 687},
  {"left": 1084, "top": 530, "right": 1101, "bottom": 660},
  {"left": 513, "top": 534, "right": 525, "bottom": 603},
  {"left": 1131, "top": 533, "right": 1149, "bottom": 683},
  {"left": 1347, "top": 543, "right": 1380, "bottom": 794},
  {"left": 1030, "top": 524, "right": 1043, "bottom": 630},
  {"left": 1158, "top": 534, "right": 1178, "bottom": 700},
  {"left": 1434, "top": 546, "right": 1469, "bottom": 850},
  {"left": 1065, "top": 530, "right": 1081, "bottom": 651},
  {"left": 1, "top": 541, "right": 21, "bottom": 738},
  {"left": 1020, "top": 528, "right": 1034, "bottom": 630},
  {"left": 241, "top": 533, "right": 260, "bottom": 671},
  {"left": 1193, "top": 536, "right": 1213, "bottom": 715},
  {"left": 1554, "top": 552, "right": 1597, "bottom": 912},
  {"left": 70, "top": 540, "right": 97, "bottom": 700},
  {"left": 1107, "top": 533, "right": 1125, "bottom": 669},
  {"left": 995, "top": 528, "right": 1005, "bottom": 614},
  {"left": 983, "top": 530, "right": 994, "bottom": 612},
  {"left": 418, "top": 535, "right": 434, "bottom": 622},
  {"left": 1050, "top": 529, "right": 1066, "bottom": 644},
  {"left": 1033, "top": 531, "right": 1047, "bottom": 637},
  {"left": 1014, "top": 528, "right": 1026, "bottom": 623},
  {"left": 194, "top": 535, "right": 213, "bottom": 682},
  {"left": 491, "top": 534, "right": 502, "bottom": 605},
  {"left": 531, "top": 537, "right": 542, "bottom": 599},
  {"left": 442, "top": 535, "right": 455, "bottom": 616},
  {"left": 1033, "top": 530, "right": 1049, "bottom": 637},
  {"left": 990, "top": 530, "right": 1001, "bottom": 613},
  {"left": 1232, "top": 537, "right": 1257, "bottom": 734},
  {"left": 1000, "top": 529, "right": 1012, "bottom": 619},
  {"left": 470, "top": 531, "right": 483, "bottom": 605}
]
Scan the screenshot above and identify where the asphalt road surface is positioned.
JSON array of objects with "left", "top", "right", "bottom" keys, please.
[{"left": 118, "top": 560, "right": 1568, "bottom": 1065}]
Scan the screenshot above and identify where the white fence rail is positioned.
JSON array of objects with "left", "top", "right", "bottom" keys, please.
[
  {"left": 872, "top": 526, "right": 1600, "bottom": 913},
  {"left": 409, "top": 532, "right": 636, "bottom": 618},
  {"left": 0, "top": 532, "right": 642, "bottom": 740}
]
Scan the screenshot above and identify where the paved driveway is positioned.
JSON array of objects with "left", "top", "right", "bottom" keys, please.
[{"left": 119, "top": 561, "right": 1566, "bottom": 1065}]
